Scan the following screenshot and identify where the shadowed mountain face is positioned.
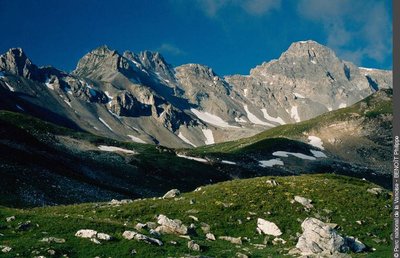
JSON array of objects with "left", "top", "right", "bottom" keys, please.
[{"left": 0, "top": 41, "right": 392, "bottom": 149}]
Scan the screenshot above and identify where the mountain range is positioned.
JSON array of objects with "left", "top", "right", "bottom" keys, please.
[{"left": 0, "top": 40, "right": 392, "bottom": 148}]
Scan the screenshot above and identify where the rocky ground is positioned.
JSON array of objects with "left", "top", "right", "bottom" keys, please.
[{"left": 0, "top": 174, "right": 391, "bottom": 257}]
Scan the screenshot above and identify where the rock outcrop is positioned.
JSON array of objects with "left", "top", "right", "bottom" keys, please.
[
  {"left": 293, "top": 217, "right": 366, "bottom": 256},
  {"left": 155, "top": 214, "right": 188, "bottom": 235}
]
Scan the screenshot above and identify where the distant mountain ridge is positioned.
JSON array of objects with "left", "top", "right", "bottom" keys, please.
[{"left": 0, "top": 40, "right": 392, "bottom": 147}]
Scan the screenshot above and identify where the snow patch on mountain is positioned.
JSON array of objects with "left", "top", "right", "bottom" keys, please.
[
  {"left": 272, "top": 151, "right": 316, "bottom": 160},
  {"left": 45, "top": 77, "right": 55, "bottom": 90},
  {"left": 294, "top": 92, "right": 305, "bottom": 99},
  {"left": 235, "top": 117, "right": 247, "bottom": 123},
  {"left": 259, "top": 159, "right": 284, "bottom": 167},
  {"left": 191, "top": 109, "right": 237, "bottom": 128},
  {"left": 177, "top": 154, "right": 208, "bottom": 163},
  {"left": 308, "top": 136, "right": 324, "bottom": 150},
  {"left": 128, "top": 135, "right": 146, "bottom": 144},
  {"left": 104, "top": 91, "right": 113, "bottom": 103},
  {"left": 178, "top": 132, "right": 196, "bottom": 147},
  {"left": 5, "top": 82, "right": 15, "bottom": 92},
  {"left": 244, "top": 105, "right": 274, "bottom": 126},
  {"left": 290, "top": 106, "right": 301, "bottom": 122},
  {"left": 310, "top": 150, "right": 327, "bottom": 158},
  {"left": 98, "top": 117, "right": 114, "bottom": 132},
  {"left": 202, "top": 129, "right": 215, "bottom": 145},
  {"left": 16, "top": 105, "right": 24, "bottom": 111},
  {"left": 261, "top": 109, "right": 286, "bottom": 125},
  {"left": 98, "top": 145, "right": 137, "bottom": 154},
  {"left": 221, "top": 160, "right": 236, "bottom": 165},
  {"left": 339, "top": 103, "right": 347, "bottom": 108}
]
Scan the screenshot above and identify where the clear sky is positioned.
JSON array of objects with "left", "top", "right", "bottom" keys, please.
[{"left": 0, "top": 0, "right": 393, "bottom": 75}]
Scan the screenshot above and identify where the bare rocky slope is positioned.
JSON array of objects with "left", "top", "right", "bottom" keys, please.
[{"left": 0, "top": 40, "right": 392, "bottom": 148}]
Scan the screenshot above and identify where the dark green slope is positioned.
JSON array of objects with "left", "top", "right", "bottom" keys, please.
[{"left": 0, "top": 111, "right": 229, "bottom": 207}]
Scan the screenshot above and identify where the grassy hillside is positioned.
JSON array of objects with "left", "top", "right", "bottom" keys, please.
[
  {"left": 0, "top": 111, "right": 230, "bottom": 207},
  {"left": 0, "top": 174, "right": 391, "bottom": 257}
]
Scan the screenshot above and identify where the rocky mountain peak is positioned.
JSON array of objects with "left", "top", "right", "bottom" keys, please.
[
  {"left": 281, "top": 40, "right": 337, "bottom": 61},
  {"left": 175, "top": 64, "right": 217, "bottom": 78},
  {"left": 73, "top": 46, "right": 125, "bottom": 78},
  {"left": 138, "top": 50, "right": 174, "bottom": 78},
  {"left": 0, "top": 47, "right": 39, "bottom": 79}
]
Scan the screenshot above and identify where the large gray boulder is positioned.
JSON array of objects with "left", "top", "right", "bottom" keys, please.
[
  {"left": 155, "top": 214, "right": 188, "bottom": 235},
  {"left": 294, "top": 217, "right": 366, "bottom": 256}
]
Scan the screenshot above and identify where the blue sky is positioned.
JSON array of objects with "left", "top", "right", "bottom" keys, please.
[{"left": 0, "top": 0, "right": 392, "bottom": 75}]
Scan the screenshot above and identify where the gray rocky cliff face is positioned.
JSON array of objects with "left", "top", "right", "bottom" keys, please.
[
  {"left": 0, "top": 48, "right": 39, "bottom": 80},
  {"left": 0, "top": 41, "right": 392, "bottom": 147}
]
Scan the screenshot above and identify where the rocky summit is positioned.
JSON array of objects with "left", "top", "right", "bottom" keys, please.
[{"left": 0, "top": 41, "right": 392, "bottom": 148}]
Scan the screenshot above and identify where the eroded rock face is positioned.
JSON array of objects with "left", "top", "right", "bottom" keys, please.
[
  {"left": 109, "top": 91, "right": 151, "bottom": 117},
  {"left": 0, "top": 48, "right": 39, "bottom": 80},
  {"left": 155, "top": 214, "right": 188, "bottom": 235}
]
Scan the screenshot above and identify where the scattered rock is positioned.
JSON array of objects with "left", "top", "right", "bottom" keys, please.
[
  {"left": 236, "top": 252, "right": 248, "bottom": 258},
  {"left": 122, "top": 230, "right": 163, "bottom": 246},
  {"left": 345, "top": 236, "right": 366, "bottom": 253},
  {"left": 48, "top": 249, "right": 56, "bottom": 255},
  {"left": 367, "top": 187, "right": 384, "bottom": 195},
  {"left": 16, "top": 220, "right": 32, "bottom": 231},
  {"left": 189, "top": 215, "right": 198, "bottom": 221},
  {"left": 206, "top": 233, "right": 216, "bottom": 241},
  {"left": 219, "top": 236, "right": 242, "bottom": 245},
  {"left": 130, "top": 249, "right": 137, "bottom": 256},
  {"left": 256, "top": 218, "right": 282, "bottom": 236},
  {"left": 294, "top": 196, "right": 314, "bottom": 209},
  {"left": 146, "top": 222, "right": 157, "bottom": 229},
  {"left": 1, "top": 245, "right": 12, "bottom": 253},
  {"left": 200, "top": 223, "right": 211, "bottom": 233},
  {"left": 188, "top": 240, "right": 201, "bottom": 251},
  {"left": 109, "top": 199, "right": 133, "bottom": 206},
  {"left": 75, "top": 229, "right": 97, "bottom": 239},
  {"left": 356, "top": 220, "right": 363, "bottom": 225},
  {"left": 135, "top": 222, "right": 147, "bottom": 231},
  {"left": 156, "top": 214, "right": 188, "bottom": 235},
  {"left": 90, "top": 238, "right": 101, "bottom": 244},
  {"left": 150, "top": 229, "right": 160, "bottom": 237},
  {"left": 97, "top": 233, "right": 112, "bottom": 241},
  {"left": 266, "top": 179, "right": 279, "bottom": 186},
  {"left": 272, "top": 237, "right": 287, "bottom": 245},
  {"left": 40, "top": 237, "right": 66, "bottom": 243},
  {"left": 6, "top": 216, "right": 15, "bottom": 222},
  {"left": 163, "top": 189, "right": 180, "bottom": 199},
  {"left": 190, "top": 199, "right": 196, "bottom": 205}
]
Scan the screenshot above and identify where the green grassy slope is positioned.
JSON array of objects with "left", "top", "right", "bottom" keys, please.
[{"left": 0, "top": 174, "right": 391, "bottom": 257}]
